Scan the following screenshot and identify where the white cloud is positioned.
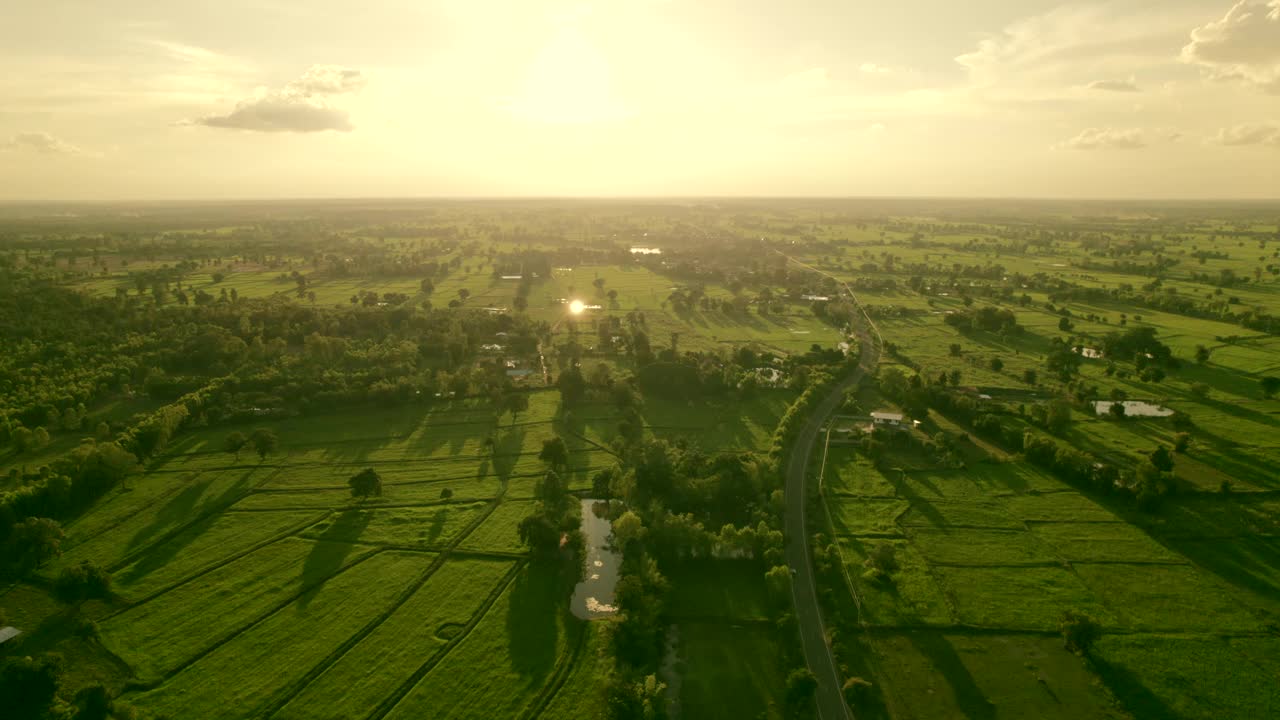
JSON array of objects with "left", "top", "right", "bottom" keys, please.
[
  {"left": 956, "top": 3, "right": 1206, "bottom": 95},
  {"left": 2, "top": 131, "right": 89, "bottom": 155},
  {"left": 193, "top": 64, "right": 366, "bottom": 132},
  {"left": 1088, "top": 79, "right": 1141, "bottom": 92},
  {"left": 1182, "top": 1, "right": 1280, "bottom": 92},
  {"left": 1057, "top": 127, "right": 1147, "bottom": 150},
  {"left": 1211, "top": 121, "right": 1280, "bottom": 145}
]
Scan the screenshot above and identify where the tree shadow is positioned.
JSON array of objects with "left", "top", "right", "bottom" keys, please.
[
  {"left": 298, "top": 509, "right": 370, "bottom": 609},
  {"left": 1089, "top": 653, "right": 1180, "bottom": 720},
  {"left": 506, "top": 562, "right": 560, "bottom": 680},
  {"left": 126, "top": 472, "right": 217, "bottom": 551},
  {"left": 903, "top": 630, "right": 996, "bottom": 720}
]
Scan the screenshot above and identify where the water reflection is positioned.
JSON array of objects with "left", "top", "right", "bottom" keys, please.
[{"left": 571, "top": 498, "right": 619, "bottom": 619}]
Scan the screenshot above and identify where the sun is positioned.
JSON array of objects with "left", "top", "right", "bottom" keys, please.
[{"left": 568, "top": 299, "right": 585, "bottom": 315}]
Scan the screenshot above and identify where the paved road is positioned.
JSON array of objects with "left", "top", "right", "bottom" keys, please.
[{"left": 782, "top": 254, "right": 881, "bottom": 720}]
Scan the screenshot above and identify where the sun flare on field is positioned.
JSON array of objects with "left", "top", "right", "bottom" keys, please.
[{"left": 568, "top": 299, "right": 585, "bottom": 314}]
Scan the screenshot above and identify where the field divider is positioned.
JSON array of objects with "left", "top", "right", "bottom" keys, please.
[
  {"left": 367, "top": 559, "right": 527, "bottom": 720},
  {"left": 520, "top": 615, "right": 588, "bottom": 720},
  {"left": 102, "top": 467, "right": 286, "bottom": 574},
  {"left": 257, "top": 549, "right": 461, "bottom": 719},
  {"left": 121, "top": 548, "right": 386, "bottom": 692},
  {"left": 101, "top": 509, "right": 329, "bottom": 619}
]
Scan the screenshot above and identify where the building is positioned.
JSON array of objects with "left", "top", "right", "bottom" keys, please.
[
  {"left": 870, "top": 411, "right": 906, "bottom": 430},
  {"left": 0, "top": 627, "right": 21, "bottom": 646}
]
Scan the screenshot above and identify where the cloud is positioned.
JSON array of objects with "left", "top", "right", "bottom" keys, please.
[
  {"left": 1182, "top": 1, "right": 1280, "bottom": 92},
  {"left": 1088, "top": 79, "right": 1141, "bottom": 92},
  {"left": 859, "top": 63, "right": 892, "bottom": 75},
  {"left": 193, "top": 64, "right": 365, "bottom": 132},
  {"left": 1057, "top": 127, "right": 1147, "bottom": 150},
  {"left": 2, "top": 131, "right": 88, "bottom": 155},
  {"left": 1211, "top": 121, "right": 1280, "bottom": 145}
]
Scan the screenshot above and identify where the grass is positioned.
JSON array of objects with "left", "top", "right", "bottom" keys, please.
[
  {"left": 870, "top": 632, "right": 1128, "bottom": 720},
  {"left": 907, "top": 528, "right": 1057, "bottom": 566},
  {"left": 932, "top": 565, "right": 1113, "bottom": 630},
  {"left": 298, "top": 503, "right": 491, "bottom": 550},
  {"left": 100, "top": 538, "right": 379, "bottom": 681},
  {"left": 538, "top": 621, "right": 611, "bottom": 720},
  {"left": 837, "top": 537, "right": 954, "bottom": 626},
  {"left": 676, "top": 623, "right": 786, "bottom": 720},
  {"left": 1073, "top": 563, "right": 1269, "bottom": 632},
  {"left": 274, "top": 557, "right": 517, "bottom": 720},
  {"left": 1092, "top": 635, "right": 1280, "bottom": 720},
  {"left": 663, "top": 560, "right": 773, "bottom": 621},
  {"left": 381, "top": 564, "right": 572, "bottom": 720},
  {"left": 829, "top": 498, "right": 910, "bottom": 536},
  {"left": 128, "top": 550, "right": 433, "bottom": 719},
  {"left": 456, "top": 499, "right": 538, "bottom": 554},
  {"left": 1027, "top": 522, "right": 1182, "bottom": 563}
]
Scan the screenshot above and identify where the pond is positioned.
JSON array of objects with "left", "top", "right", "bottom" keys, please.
[
  {"left": 571, "top": 498, "right": 620, "bottom": 619},
  {"left": 1093, "top": 400, "right": 1174, "bottom": 417}
]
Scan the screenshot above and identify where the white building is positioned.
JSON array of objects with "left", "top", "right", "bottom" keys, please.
[{"left": 870, "top": 411, "right": 906, "bottom": 429}]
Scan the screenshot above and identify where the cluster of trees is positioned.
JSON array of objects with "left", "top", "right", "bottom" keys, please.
[
  {"left": 1, "top": 654, "right": 136, "bottom": 720},
  {"left": 943, "top": 305, "right": 1022, "bottom": 335}
]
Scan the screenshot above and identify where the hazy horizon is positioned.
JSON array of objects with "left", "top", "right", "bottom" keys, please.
[{"left": 3, "top": 0, "right": 1280, "bottom": 201}]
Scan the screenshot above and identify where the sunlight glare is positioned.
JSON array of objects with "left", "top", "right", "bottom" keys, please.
[{"left": 569, "top": 299, "right": 585, "bottom": 314}]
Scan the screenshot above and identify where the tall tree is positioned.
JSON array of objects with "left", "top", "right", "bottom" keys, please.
[
  {"left": 250, "top": 428, "right": 279, "bottom": 460},
  {"left": 348, "top": 468, "right": 383, "bottom": 500}
]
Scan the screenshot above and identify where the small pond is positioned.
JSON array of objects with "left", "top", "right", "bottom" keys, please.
[
  {"left": 1093, "top": 400, "right": 1174, "bottom": 417},
  {"left": 571, "top": 498, "right": 620, "bottom": 619}
]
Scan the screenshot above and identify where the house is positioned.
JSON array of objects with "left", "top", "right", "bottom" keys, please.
[
  {"left": 0, "top": 627, "right": 21, "bottom": 646},
  {"left": 870, "top": 411, "right": 906, "bottom": 430},
  {"left": 801, "top": 294, "right": 830, "bottom": 301},
  {"left": 480, "top": 343, "right": 504, "bottom": 353}
]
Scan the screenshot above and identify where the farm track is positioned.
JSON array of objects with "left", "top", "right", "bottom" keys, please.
[
  {"left": 122, "top": 548, "right": 385, "bottom": 691},
  {"left": 365, "top": 561, "right": 526, "bottom": 720},
  {"left": 100, "top": 509, "right": 328, "bottom": 619},
  {"left": 520, "top": 617, "right": 589, "bottom": 720},
  {"left": 259, "top": 439, "right": 534, "bottom": 717},
  {"left": 61, "top": 466, "right": 284, "bottom": 556}
]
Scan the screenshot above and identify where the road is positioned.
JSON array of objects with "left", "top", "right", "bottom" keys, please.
[{"left": 782, "top": 253, "right": 881, "bottom": 720}]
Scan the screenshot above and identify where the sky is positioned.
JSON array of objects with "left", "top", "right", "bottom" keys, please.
[{"left": 1, "top": 0, "right": 1279, "bottom": 200}]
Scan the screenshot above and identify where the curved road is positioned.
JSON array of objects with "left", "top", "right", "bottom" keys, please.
[{"left": 782, "top": 254, "right": 881, "bottom": 720}]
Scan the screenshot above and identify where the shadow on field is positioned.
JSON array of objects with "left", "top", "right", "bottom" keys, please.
[
  {"left": 904, "top": 631, "right": 995, "bottom": 720},
  {"left": 298, "top": 509, "right": 370, "bottom": 608},
  {"left": 1089, "top": 654, "right": 1178, "bottom": 720},
  {"left": 492, "top": 426, "right": 526, "bottom": 487},
  {"left": 506, "top": 563, "right": 560, "bottom": 680},
  {"left": 126, "top": 472, "right": 217, "bottom": 551}
]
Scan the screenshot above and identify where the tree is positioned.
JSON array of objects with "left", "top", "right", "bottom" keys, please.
[
  {"left": 557, "top": 366, "right": 587, "bottom": 407},
  {"left": 518, "top": 513, "right": 560, "bottom": 554},
  {"left": 440, "top": 488, "right": 454, "bottom": 500},
  {"left": 949, "top": 343, "right": 962, "bottom": 357},
  {"left": 539, "top": 436, "right": 569, "bottom": 471},
  {"left": 843, "top": 677, "right": 875, "bottom": 708},
  {"left": 0, "top": 653, "right": 64, "bottom": 720},
  {"left": 250, "top": 428, "right": 278, "bottom": 460},
  {"left": 1174, "top": 432, "right": 1191, "bottom": 454},
  {"left": 785, "top": 668, "right": 818, "bottom": 715},
  {"left": 3, "top": 517, "right": 65, "bottom": 576},
  {"left": 73, "top": 684, "right": 120, "bottom": 720},
  {"left": 1059, "top": 610, "right": 1101, "bottom": 655},
  {"left": 457, "top": 288, "right": 470, "bottom": 302},
  {"left": 1150, "top": 445, "right": 1174, "bottom": 473},
  {"left": 54, "top": 560, "right": 113, "bottom": 608},
  {"left": 502, "top": 392, "right": 529, "bottom": 424},
  {"left": 223, "top": 431, "right": 247, "bottom": 460},
  {"left": 349, "top": 467, "right": 382, "bottom": 500},
  {"left": 990, "top": 357, "right": 1004, "bottom": 372},
  {"left": 1058, "top": 316, "right": 1073, "bottom": 332},
  {"left": 1261, "top": 376, "right": 1280, "bottom": 398},
  {"left": 1023, "top": 369, "right": 1038, "bottom": 385},
  {"left": 1045, "top": 400, "right": 1072, "bottom": 435},
  {"left": 1109, "top": 402, "right": 1126, "bottom": 419},
  {"left": 1195, "top": 344, "right": 1211, "bottom": 364}
]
